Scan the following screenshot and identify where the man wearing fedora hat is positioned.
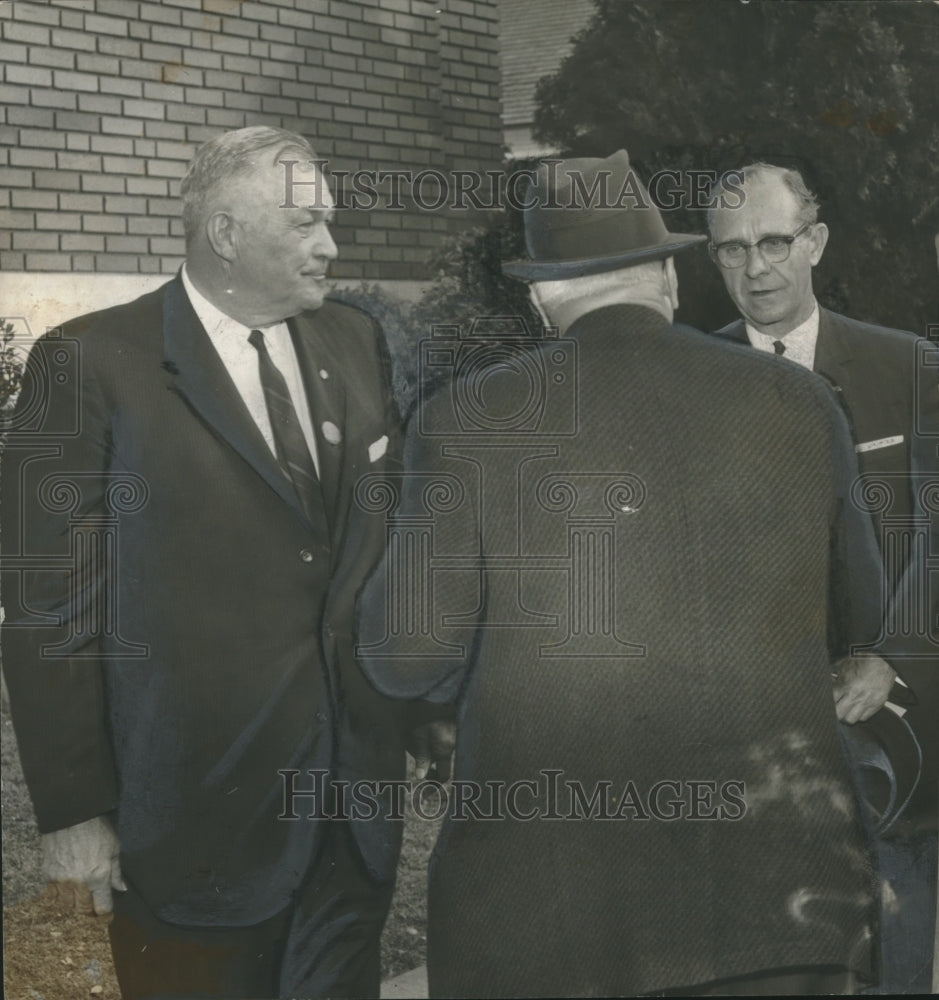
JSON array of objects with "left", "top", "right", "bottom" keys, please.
[{"left": 358, "top": 149, "right": 886, "bottom": 996}]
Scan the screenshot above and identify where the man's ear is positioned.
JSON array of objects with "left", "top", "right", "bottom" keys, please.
[
  {"left": 529, "top": 283, "right": 550, "bottom": 328},
  {"left": 663, "top": 257, "right": 679, "bottom": 312},
  {"left": 808, "top": 222, "right": 829, "bottom": 267},
  {"left": 205, "top": 211, "right": 237, "bottom": 263}
]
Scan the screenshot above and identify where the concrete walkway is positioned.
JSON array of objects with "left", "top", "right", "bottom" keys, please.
[{"left": 380, "top": 964, "right": 429, "bottom": 998}]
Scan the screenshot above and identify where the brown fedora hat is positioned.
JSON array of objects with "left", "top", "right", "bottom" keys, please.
[{"left": 502, "top": 150, "right": 706, "bottom": 281}]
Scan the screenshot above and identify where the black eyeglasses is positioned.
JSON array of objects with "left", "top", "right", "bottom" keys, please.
[{"left": 709, "top": 222, "right": 813, "bottom": 269}]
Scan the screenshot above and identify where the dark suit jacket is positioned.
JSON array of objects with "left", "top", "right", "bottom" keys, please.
[
  {"left": 1, "top": 275, "right": 405, "bottom": 926},
  {"left": 714, "top": 309, "right": 939, "bottom": 828},
  {"left": 358, "top": 304, "right": 881, "bottom": 996}
]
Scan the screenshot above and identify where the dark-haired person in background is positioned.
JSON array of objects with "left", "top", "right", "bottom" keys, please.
[{"left": 707, "top": 162, "right": 939, "bottom": 993}]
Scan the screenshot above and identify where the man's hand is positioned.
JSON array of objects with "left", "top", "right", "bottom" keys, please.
[
  {"left": 41, "top": 815, "right": 126, "bottom": 916},
  {"left": 832, "top": 654, "right": 897, "bottom": 724},
  {"left": 408, "top": 720, "right": 456, "bottom": 781}
]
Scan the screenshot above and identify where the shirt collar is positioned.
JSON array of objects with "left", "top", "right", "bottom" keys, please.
[
  {"left": 745, "top": 300, "right": 819, "bottom": 369},
  {"left": 181, "top": 264, "right": 255, "bottom": 341}
]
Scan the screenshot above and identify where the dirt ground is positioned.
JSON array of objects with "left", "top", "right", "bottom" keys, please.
[{"left": 2, "top": 701, "right": 440, "bottom": 999}]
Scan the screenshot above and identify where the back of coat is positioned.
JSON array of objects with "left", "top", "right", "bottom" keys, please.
[{"left": 361, "top": 302, "right": 881, "bottom": 997}]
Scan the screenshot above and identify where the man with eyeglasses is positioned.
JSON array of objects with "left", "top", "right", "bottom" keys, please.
[{"left": 707, "top": 161, "right": 939, "bottom": 994}]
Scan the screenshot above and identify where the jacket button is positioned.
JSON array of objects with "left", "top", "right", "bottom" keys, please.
[
  {"left": 315, "top": 711, "right": 328, "bottom": 723},
  {"left": 299, "top": 549, "right": 314, "bottom": 563}
]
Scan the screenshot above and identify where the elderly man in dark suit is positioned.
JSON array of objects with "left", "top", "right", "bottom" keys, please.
[
  {"left": 1, "top": 127, "right": 414, "bottom": 999},
  {"left": 357, "top": 150, "right": 888, "bottom": 996},
  {"left": 707, "top": 162, "right": 939, "bottom": 993}
]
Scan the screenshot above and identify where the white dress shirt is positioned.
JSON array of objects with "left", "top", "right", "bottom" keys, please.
[
  {"left": 181, "top": 265, "right": 320, "bottom": 475},
  {"left": 745, "top": 300, "right": 820, "bottom": 371}
]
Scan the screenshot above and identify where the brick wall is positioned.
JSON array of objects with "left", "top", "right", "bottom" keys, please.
[{"left": 0, "top": 0, "right": 503, "bottom": 280}]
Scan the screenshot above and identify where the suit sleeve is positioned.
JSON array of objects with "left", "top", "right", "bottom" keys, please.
[
  {"left": 819, "top": 379, "right": 890, "bottom": 658},
  {"left": 356, "top": 385, "right": 483, "bottom": 704},
  {"left": 1, "top": 333, "right": 119, "bottom": 833}
]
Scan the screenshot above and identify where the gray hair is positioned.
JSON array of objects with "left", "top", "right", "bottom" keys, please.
[
  {"left": 706, "top": 162, "right": 820, "bottom": 234},
  {"left": 180, "top": 126, "right": 319, "bottom": 244}
]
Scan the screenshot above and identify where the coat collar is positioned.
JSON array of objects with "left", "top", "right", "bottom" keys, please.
[{"left": 161, "top": 274, "right": 344, "bottom": 536}]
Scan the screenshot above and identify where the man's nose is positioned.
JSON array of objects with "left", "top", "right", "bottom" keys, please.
[
  {"left": 315, "top": 227, "right": 339, "bottom": 260},
  {"left": 743, "top": 243, "right": 771, "bottom": 277}
]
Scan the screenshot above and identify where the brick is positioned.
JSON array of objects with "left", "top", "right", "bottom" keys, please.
[
  {"left": 150, "top": 237, "right": 186, "bottom": 255},
  {"left": 143, "top": 82, "right": 185, "bottom": 103},
  {"left": 18, "top": 127, "right": 67, "bottom": 149},
  {"left": 260, "top": 96, "right": 297, "bottom": 115},
  {"left": 182, "top": 10, "right": 221, "bottom": 31},
  {"left": 77, "top": 94, "right": 124, "bottom": 117},
  {"left": 84, "top": 13, "right": 128, "bottom": 36},
  {"left": 154, "top": 140, "right": 193, "bottom": 161},
  {"left": 241, "top": 1, "right": 279, "bottom": 23},
  {"left": 221, "top": 53, "right": 261, "bottom": 75},
  {"left": 81, "top": 174, "right": 126, "bottom": 193},
  {"left": 101, "top": 77, "right": 144, "bottom": 98},
  {"left": 128, "top": 216, "right": 169, "bottom": 235},
  {"left": 204, "top": 68, "right": 243, "bottom": 90},
  {"left": 105, "top": 235, "right": 149, "bottom": 253},
  {"left": 83, "top": 214, "right": 127, "bottom": 233},
  {"left": 119, "top": 59, "right": 163, "bottom": 81},
  {"left": 184, "top": 124, "right": 219, "bottom": 143},
  {"left": 59, "top": 10, "right": 86, "bottom": 29},
  {"left": 123, "top": 99, "right": 165, "bottom": 119},
  {"left": 28, "top": 44, "right": 75, "bottom": 68},
  {"left": 146, "top": 197, "right": 178, "bottom": 215},
  {"left": 143, "top": 120, "right": 186, "bottom": 139},
  {"left": 57, "top": 151, "right": 102, "bottom": 172},
  {"left": 161, "top": 0, "right": 203, "bottom": 8},
  {"left": 5, "top": 63, "right": 53, "bottom": 86},
  {"left": 133, "top": 138, "right": 156, "bottom": 157},
  {"left": 127, "top": 21, "right": 149, "bottom": 40},
  {"left": 95, "top": 0, "right": 140, "bottom": 15},
  {"left": 159, "top": 256, "right": 186, "bottom": 274},
  {"left": 4, "top": 20, "right": 50, "bottom": 44},
  {"left": 33, "top": 89, "right": 79, "bottom": 110},
  {"left": 220, "top": 16, "right": 259, "bottom": 39},
  {"left": 94, "top": 254, "right": 140, "bottom": 271},
  {"left": 0, "top": 209, "right": 35, "bottom": 230},
  {"left": 63, "top": 234, "right": 108, "bottom": 253},
  {"left": 259, "top": 23, "right": 295, "bottom": 44},
  {"left": 10, "top": 148, "right": 56, "bottom": 168},
  {"left": 138, "top": 1, "right": 183, "bottom": 25},
  {"left": 90, "top": 134, "right": 135, "bottom": 156},
  {"left": 149, "top": 24, "right": 191, "bottom": 46},
  {"left": 101, "top": 115, "right": 145, "bottom": 136},
  {"left": 162, "top": 64, "right": 203, "bottom": 86},
  {"left": 97, "top": 36, "right": 140, "bottom": 57},
  {"left": 60, "top": 193, "right": 104, "bottom": 212},
  {"left": 186, "top": 87, "right": 225, "bottom": 107},
  {"left": 0, "top": 39, "right": 27, "bottom": 61},
  {"left": 142, "top": 41, "right": 182, "bottom": 62},
  {"left": 146, "top": 159, "right": 187, "bottom": 179},
  {"left": 13, "top": 2, "right": 62, "bottom": 26},
  {"left": 13, "top": 231, "right": 61, "bottom": 252},
  {"left": 263, "top": 59, "right": 296, "bottom": 80},
  {"left": 50, "top": 27, "right": 95, "bottom": 51},
  {"left": 35, "top": 210, "right": 81, "bottom": 231},
  {"left": 167, "top": 102, "right": 207, "bottom": 124},
  {"left": 277, "top": 8, "right": 315, "bottom": 30},
  {"left": 71, "top": 253, "right": 95, "bottom": 271},
  {"left": 205, "top": 108, "right": 246, "bottom": 128},
  {"left": 210, "top": 33, "right": 250, "bottom": 55},
  {"left": 27, "top": 253, "right": 72, "bottom": 270},
  {"left": 0, "top": 166, "right": 34, "bottom": 188},
  {"left": 53, "top": 69, "right": 100, "bottom": 92},
  {"left": 77, "top": 52, "right": 121, "bottom": 75},
  {"left": 101, "top": 154, "right": 146, "bottom": 175},
  {"left": 126, "top": 176, "right": 169, "bottom": 195},
  {"left": 183, "top": 49, "right": 222, "bottom": 70}
]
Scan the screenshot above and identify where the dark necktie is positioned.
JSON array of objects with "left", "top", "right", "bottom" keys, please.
[
  {"left": 773, "top": 340, "right": 786, "bottom": 355},
  {"left": 248, "top": 328, "right": 321, "bottom": 522}
]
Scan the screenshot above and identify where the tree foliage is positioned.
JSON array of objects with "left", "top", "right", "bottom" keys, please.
[{"left": 533, "top": 0, "right": 939, "bottom": 333}]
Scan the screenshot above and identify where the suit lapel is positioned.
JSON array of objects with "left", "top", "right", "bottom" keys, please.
[
  {"left": 813, "top": 308, "right": 855, "bottom": 389},
  {"left": 161, "top": 276, "right": 309, "bottom": 524},
  {"left": 288, "top": 313, "right": 348, "bottom": 542}
]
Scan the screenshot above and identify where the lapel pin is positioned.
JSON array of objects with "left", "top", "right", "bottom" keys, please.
[
  {"left": 319, "top": 368, "right": 329, "bottom": 380},
  {"left": 322, "top": 421, "right": 341, "bottom": 445}
]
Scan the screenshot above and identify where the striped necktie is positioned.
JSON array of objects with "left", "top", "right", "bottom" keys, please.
[{"left": 248, "top": 328, "right": 321, "bottom": 522}]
